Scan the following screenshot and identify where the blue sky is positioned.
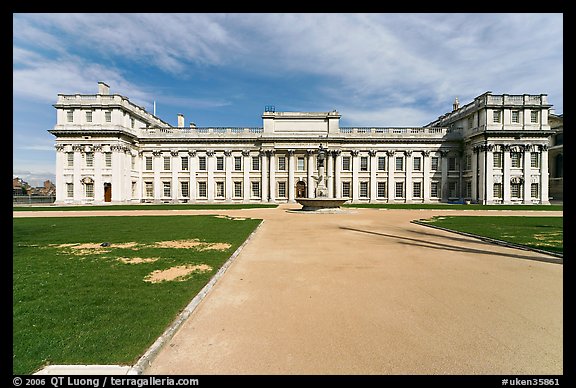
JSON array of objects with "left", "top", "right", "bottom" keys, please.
[{"left": 13, "top": 13, "right": 563, "bottom": 186}]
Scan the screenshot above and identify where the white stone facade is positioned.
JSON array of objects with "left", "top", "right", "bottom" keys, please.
[{"left": 50, "top": 83, "right": 552, "bottom": 205}]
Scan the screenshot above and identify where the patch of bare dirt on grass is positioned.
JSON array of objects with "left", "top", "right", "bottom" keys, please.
[
  {"left": 144, "top": 264, "right": 213, "bottom": 283},
  {"left": 118, "top": 257, "right": 159, "bottom": 264},
  {"left": 153, "top": 239, "right": 231, "bottom": 251}
]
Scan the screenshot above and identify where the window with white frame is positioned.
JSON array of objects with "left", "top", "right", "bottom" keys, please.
[
  {"left": 395, "top": 157, "right": 404, "bottom": 171},
  {"left": 448, "top": 181, "right": 458, "bottom": 197},
  {"left": 512, "top": 110, "right": 520, "bottom": 123},
  {"left": 85, "top": 152, "right": 94, "bottom": 167},
  {"left": 359, "top": 181, "right": 368, "bottom": 197},
  {"left": 66, "top": 110, "right": 74, "bottom": 123},
  {"left": 145, "top": 156, "right": 153, "bottom": 171},
  {"left": 493, "top": 183, "right": 502, "bottom": 198},
  {"left": 465, "top": 181, "right": 472, "bottom": 198},
  {"left": 145, "top": 182, "right": 153, "bottom": 197},
  {"left": 131, "top": 155, "right": 136, "bottom": 170},
  {"left": 360, "top": 157, "right": 368, "bottom": 171},
  {"left": 278, "top": 156, "right": 286, "bottom": 171},
  {"left": 251, "top": 181, "right": 260, "bottom": 197},
  {"left": 105, "top": 110, "right": 112, "bottom": 122},
  {"left": 198, "top": 181, "right": 207, "bottom": 198},
  {"left": 216, "top": 156, "right": 224, "bottom": 171},
  {"left": 342, "top": 181, "right": 351, "bottom": 197},
  {"left": 163, "top": 181, "right": 171, "bottom": 197},
  {"left": 131, "top": 182, "right": 136, "bottom": 198},
  {"left": 493, "top": 110, "right": 501, "bottom": 123},
  {"left": 493, "top": 152, "right": 502, "bottom": 168},
  {"left": 468, "top": 116, "right": 474, "bottom": 129},
  {"left": 199, "top": 156, "right": 207, "bottom": 171},
  {"left": 67, "top": 152, "right": 74, "bottom": 167},
  {"left": 413, "top": 182, "right": 422, "bottom": 198},
  {"left": 234, "top": 156, "right": 242, "bottom": 171},
  {"left": 511, "top": 183, "right": 522, "bottom": 198},
  {"left": 530, "top": 152, "right": 539, "bottom": 168},
  {"left": 234, "top": 181, "right": 242, "bottom": 197},
  {"left": 66, "top": 183, "right": 74, "bottom": 197},
  {"left": 465, "top": 154, "right": 472, "bottom": 170},
  {"left": 163, "top": 156, "right": 171, "bottom": 171},
  {"left": 448, "top": 157, "right": 457, "bottom": 171},
  {"left": 342, "top": 156, "right": 351, "bottom": 171},
  {"left": 531, "top": 183, "right": 539, "bottom": 198},
  {"left": 105, "top": 152, "right": 112, "bottom": 168},
  {"left": 181, "top": 181, "right": 189, "bottom": 197},
  {"left": 413, "top": 157, "right": 421, "bottom": 171},
  {"left": 431, "top": 156, "right": 439, "bottom": 170},
  {"left": 530, "top": 110, "right": 539, "bottom": 123},
  {"left": 216, "top": 181, "right": 224, "bottom": 197},
  {"left": 377, "top": 181, "right": 386, "bottom": 198},
  {"left": 252, "top": 156, "right": 260, "bottom": 171},
  {"left": 86, "top": 110, "right": 92, "bottom": 123},
  {"left": 85, "top": 182, "right": 94, "bottom": 198},
  {"left": 395, "top": 182, "right": 404, "bottom": 198},
  {"left": 278, "top": 181, "right": 286, "bottom": 197},
  {"left": 297, "top": 157, "right": 305, "bottom": 171},
  {"left": 511, "top": 152, "right": 522, "bottom": 168},
  {"left": 431, "top": 181, "right": 439, "bottom": 198},
  {"left": 378, "top": 156, "right": 386, "bottom": 171}
]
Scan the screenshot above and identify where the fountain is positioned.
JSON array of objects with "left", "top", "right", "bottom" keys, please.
[{"left": 295, "top": 144, "right": 348, "bottom": 211}]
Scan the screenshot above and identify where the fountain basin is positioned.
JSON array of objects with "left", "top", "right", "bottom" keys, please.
[{"left": 295, "top": 198, "right": 348, "bottom": 211}]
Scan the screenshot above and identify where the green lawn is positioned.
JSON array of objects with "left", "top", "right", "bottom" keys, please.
[
  {"left": 414, "top": 216, "right": 563, "bottom": 255},
  {"left": 13, "top": 203, "right": 278, "bottom": 211},
  {"left": 13, "top": 215, "right": 261, "bottom": 374},
  {"left": 344, "top": 203, "right": 563, "bottom": 211}
]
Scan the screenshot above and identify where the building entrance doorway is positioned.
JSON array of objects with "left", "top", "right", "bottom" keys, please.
[
  {"left": 296, "top": 181, "right": 306, "bottom": 198},
  {"left": 104, "top": 183, "right": 112, "bottom": 202}
]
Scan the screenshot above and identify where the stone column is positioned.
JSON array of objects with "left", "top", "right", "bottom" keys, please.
[
  {"left": 288, "top": 149, "right": 295, "bottom": 202},
  {"left": 307, "top": 149, "right": 314, "bottom": 198},
  {"left": 333, "top": 150, "right": 342, "bottom": 197},
  {"left": 137, "top": 151, "right": 143, "bottom": 202},
  {"left": 206, "top": 150, "right": 215, "bottom": 201},
  {"left": 93, "top": 145, "right": 103, "bottom": 202},
  {"left": 224, "top": 150, "right": 233, "bottom": 202},
  {"left": 189, "top": 151, "right": 197, "bottom": 202},
  {"left": 502, "top": 145, "right": 511, "bottom": 204},
  {"left": 73, "top": 145, "right": 82, "bottom": 201},
  {"left": 422, "top": 151, "right": 431, "bottom": 203},
  {"left": 471, "top": 147, "right": 479, "bottom": 202},
  {"left": 327, "top": 150, "right": 334, "bottom": 198},
  {"left": 268, "top": 150, "right": 276, "bottom": 202},
  {"left": 386, "top": 150, "right": 395, "bottom": 202},
  {"left": 171, "top": 150, "right": 179, "bottom": 203},
  {"left": 539, "top": 144, "right": 550, "bottom": 204},
  {"left": 351, "top": 150, "right": 359, "bottom": 202},
  {"left": 484, "top": 144, "right": 494, "bottom": 204},
  {"left": 54, "top": 144, "right": 65, "bottom": 203},
  {"left": 523, "top": 145, "right": 532, "bottom": 204},
  {"left": 369, "top": 150, "right": 377, "bottom": 202},
  {"left": 404, "top": 150, "right": 413, "bottom": 203},
  {"left": 260, "top": 150, "right": 268, "bottom": 201},
  {"left": 153, "top": 150, "right": 162, "bottom": 202},
  {"left": 440, "top": 150, "right": 449, "bottom": 202},
  {"left": 242, "top": 150, "right": 250, "bottom": 203}
]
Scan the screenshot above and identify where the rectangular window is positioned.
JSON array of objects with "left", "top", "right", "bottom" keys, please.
[
  {"left": 468, "top": 116, "right": 474, "bottom": 129},
  {"left": 105, "top": 110, "right": 112, "bottom": 122},
  {"left": 531, "top": 183, "right": 539, "bottom": 198},
  {"left": 252, "top": 156, "right": 260, "bottom": 171},
  {"left": 181, "top": 156, "right": 189, "bottom": 171},
  {"left": 395, "top": 182, "right": 404, "bottom": 198},
  {"left": 67, "top": 152, "right": 74, "bottom": 167},
  {"left": 511, "top": 152, "right": 522, "bottom": 168},
  {"left": 378, "top": 156, "right": 386, "bottom": 171},
  {"left": 466, "top": 181, "right": 472, "bottom": 198},
  {"left": 216, "top": 182, "right": 224, "bottom": 197},
  {"left": 448, "top": 181, "right": 458, "bottom": 197},
  {"left": 145, "top": 182, "right": 154, "bottom": 197},
  {"left": 531, "top": 110, "right": 539, "bottom": 123},
  {"left": 465, "top": 154, "right": 472, "bottom": 170},
  {"left": 493, "top": 152, "right": 502, "bottom": 168},
  {"left": 377, "top": 181, "right": 386, "bottom": 198},
  {"left": 512, "top": 110, "right": 520, "bottom": 123},
  {"left": 85, "top": 152, "right": 94, "bottom": 167},
  {"left": 431, "top": 156, "right": 439, "bottom": 170},
  {"left": 359, "top": 181, "right": 368, "bottom": 197},
  {"left": 413, "top": 157, "right": 421, "bottom": 171},
  {"left": 145, "top": 156, "right": 153, "bottom": 171},
  {"left": 66, "top": 183, "right": 74, "bottom": 197},
  {"left": 234, "top": 181, "right": 242, "bottom": 198},
  {"left": 360, "top": 157, "right": 368, "bottom": 171},
  {"left": 234, "top": 156, "right": 242, "bottom": 171},
  {"left": 131, "top": 155, "right": 136, "bottom": 170},
  {"left": 413, "top": 182, "right": 422, "bottom": 198},
  {"left": 130, "top": 117, "right": 135, "bottom": 129},
  {"left": 395, "top": 157, "right": 404, "bottom": 171},
  {"left": 163, "top": 181, "right": 171, "bottom": 197},
  {"left": 278, "top": 181, "right": 286, "bottom": 197},
  {"left": 431, "top": 182, "right": 439, "bottom": 198},
  {"left": 448, "top": 157, "right": 457, "bottom": 171},
  {"left": 297, "top": 157, "right": 305, "bottom": 171},
  {"left": 199, "top": 156, "right": 207, "bottom": 171},
  {"left": 66, "top": 110, "right": 74, "bottom": 123},
  {"left": 342, "top": 156, "right": 351, "bottom": 171},
  {"left": 85, "top": 183, "right": 94, "bottom": 198},
  {"left": 131, "top": 181, "right": 136, "bottom": 198},
  {"left": 493, "top": 183, "right": 502, "bottom": 198},
  {"left": 278, "top": 156, "right": 286, "bottom": 171},
  {"left": 163, "top": 156, "right": 171, "bottom": 171},
  {"left": 511, "top": 183, "right": 522, "bottom": 198},
  {"left": 86, "top": 111, "right": 92, "bottom": 123},
  {"left": 216, "top": 156, "right": 224, "bottom": 171},
  {"left": 251, "top": 181, "right": 260, "bottom": 197},
  {"left": 181, "top": 181, "right": 189, "bottom": 197},
  {"left": 342, "top": 182, "right": 351, "bottom": 197},
  {"left": 103, "top": 152, "right": 111, "bottom": 168},
  {"left": 493, "top": 110, "right": 501, "bottom": 123},
  {"left": 530, "top": 152, "right": 539, "bottom": 168},
  {"left": 198, "top": 182, "right": 207, "bottom": 198}
]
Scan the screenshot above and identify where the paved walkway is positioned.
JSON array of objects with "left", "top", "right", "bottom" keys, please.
[{"left": 15, "top": 205, "right": 563, "bottom": 374}]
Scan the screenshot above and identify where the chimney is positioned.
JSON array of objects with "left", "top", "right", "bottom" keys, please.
[
  {"left": 177, "top": 114, "right": 184, "bottom": 127},
  {"left": 452, "top": 97, "right": 460, "bottom": 111},
  {"left": 98, "top": 82, "right": 110, "bottom": 95}
]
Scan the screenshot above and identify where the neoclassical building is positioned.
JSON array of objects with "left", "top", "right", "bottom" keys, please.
[{"left": 50, "top": 82, "right": 553, "bottom": 205}]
